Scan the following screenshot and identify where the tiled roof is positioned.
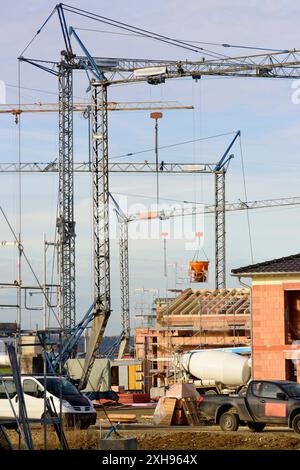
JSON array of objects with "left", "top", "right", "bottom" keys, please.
[{"left": 232, "top": 253, "right": 300, "bottom": 275}]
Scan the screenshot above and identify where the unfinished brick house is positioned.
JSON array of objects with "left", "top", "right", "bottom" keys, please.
[
  {"left": 135, "top": 287, "right": 250, "bottom": 390},
  {"left": 232, "top": 253, "right": 300, "bottom": 382}
]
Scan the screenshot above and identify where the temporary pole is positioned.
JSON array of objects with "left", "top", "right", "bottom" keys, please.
[
  {"left": 150, "top": 112, "right": 163, "bottom": 208},
  {"left": 161, "top": 232, "right": 168, "bottom": 278},
  {"left": 43, "top": 233, "right": 47, "bottom": 330}
]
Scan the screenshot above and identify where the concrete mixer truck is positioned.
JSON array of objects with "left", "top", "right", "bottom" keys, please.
[{"left": 179, "top": 349, "right": 251, "bottom": 395}]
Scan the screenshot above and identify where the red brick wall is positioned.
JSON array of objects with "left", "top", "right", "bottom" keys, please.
[{"left": 252, "top": 281, "right": 300, "bottom": 380}]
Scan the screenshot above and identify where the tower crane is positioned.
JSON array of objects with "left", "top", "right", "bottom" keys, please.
[
  {"left": 18, "top": 3, "right": 300, "bottom": 388},
  {"left": 114, "top": 194, "right": 300, "bottom": 357}
]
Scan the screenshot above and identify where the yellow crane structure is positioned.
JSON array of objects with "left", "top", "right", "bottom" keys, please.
[{"left": 0, "top": 101, "right": 193, "bottom": 123}]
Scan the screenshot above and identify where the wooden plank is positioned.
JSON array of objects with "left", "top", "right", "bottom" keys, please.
[
  {"left": 107, "top": 413, "right": 137, "bottom": 423},
  {"left": 152, "top": 397, "right": 177, "bottom": 426}
]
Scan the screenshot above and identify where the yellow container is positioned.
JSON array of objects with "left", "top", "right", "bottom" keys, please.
[{"left": 128, "top": 364, "right": 143, "bottom": 390}]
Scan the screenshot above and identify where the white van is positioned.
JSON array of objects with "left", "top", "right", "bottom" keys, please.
[{"left": 0, "top": 375, "right": 97, "bottom": 429}]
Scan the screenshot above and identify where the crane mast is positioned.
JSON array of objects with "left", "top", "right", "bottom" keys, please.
[
  {"left": 57, "top": 56, "right": 76, "bottom": 332},
  {"left": 78, "top": 81, "right": 111, "bottom": 390}
]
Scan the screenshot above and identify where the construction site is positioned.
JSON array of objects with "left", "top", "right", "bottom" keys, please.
[{"left": 1, "top": 1, "right": 300, "bottom": 454}]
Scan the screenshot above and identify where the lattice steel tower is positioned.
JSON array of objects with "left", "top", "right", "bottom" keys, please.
[{"left": 57, "top": 53, "right": 76, "bottom": 331}]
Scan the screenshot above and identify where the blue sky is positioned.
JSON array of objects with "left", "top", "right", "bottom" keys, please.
[{"left": 1, "top": 1, "right": 300, "bottom": 333}]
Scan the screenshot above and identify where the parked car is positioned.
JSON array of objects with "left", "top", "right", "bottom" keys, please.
[
  {"left": 199, "top": 380, "right": 300, "bottom": 434},
  {"left": 0, "top": 375, "right": 97, "bottom": 429}
]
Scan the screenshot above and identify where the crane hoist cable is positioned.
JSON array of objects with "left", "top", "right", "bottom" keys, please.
[
  {"left": 61, "top": 3, "right": 227, "bottom": 59},
  {"left": 19, "top": 6, "right": 57, "bottom": 57},
  {"left": 73, "top": 28, "right": 289, "bottom": 53},
  {"left": 239, "top": 134, "right": 254, "bottom": 264},
  {"left": 110, "top": 131, "right": 238, "bottom": 160},
  {"left": 192, "top": 235, "right": 209, "bottom": 263}
]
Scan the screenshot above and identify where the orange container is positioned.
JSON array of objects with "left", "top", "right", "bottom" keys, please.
[{"left": 189, "top": 261, "right": 209, "bottom": 282}]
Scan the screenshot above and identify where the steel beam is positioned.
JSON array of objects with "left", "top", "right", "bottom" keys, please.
[
  {"left": 21, "top": 49, "right": 300, "bottom": 82},
  {"left": 0, "top": 162, "right": 218, "bottom": 173},
  {"left": 59, "top": 50, "right": 300, "bottom": 82},
  {"left": 128, "top": 196, "right": 300, "bottom": 221}
]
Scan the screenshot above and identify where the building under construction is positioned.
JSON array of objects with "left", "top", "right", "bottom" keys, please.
[{"left": 135, "top": 287, "right": 250, "bottom": 390}]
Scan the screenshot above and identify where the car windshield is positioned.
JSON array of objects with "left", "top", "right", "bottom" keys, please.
[
  {"left": 281, "top": 383, "right": 300, "bottom": 397},
  {"left": 37, "top": 378, "right": 80, "bottom": 397}
]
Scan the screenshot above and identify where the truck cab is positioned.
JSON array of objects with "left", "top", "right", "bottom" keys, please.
[
  {"left": 246, "top": 380, "right": 293, "bottom": 424},
  {"left": 199, "top": 379, "right": 300, "bottom": 434},
  {"left": 0, "top": 375, "right": 97, "bottom": 429}
]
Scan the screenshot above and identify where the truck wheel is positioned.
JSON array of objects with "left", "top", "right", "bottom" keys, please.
[
  {"left": 292, "top": 414, "right": 300, "bottom": 435},
  {"left": 219, "top": 412, "right": 239, "bottom": 432},
  {"left": 247, "top": 422, "right": 266, "bottom": 432}
]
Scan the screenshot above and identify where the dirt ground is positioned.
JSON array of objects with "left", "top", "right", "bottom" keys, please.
[
  {"left": 4, "top": 406, "right": 300, "bottom": 450},
  {"left": 5, "top": 427, "right": 300, "bottom": 450},
  {"left": 121, "top": 429, "right": 300, "bottom": 450},
  {"left": 6, "top": 423, "right": 300, "bottom": 450}
]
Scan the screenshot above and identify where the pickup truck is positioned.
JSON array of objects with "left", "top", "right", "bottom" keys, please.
[{"left": 199, "top": 380, "right": 300, "bottom": 434}]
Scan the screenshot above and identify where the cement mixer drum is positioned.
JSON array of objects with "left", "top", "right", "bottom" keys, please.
[{"left": 181, "top": 350, "right": 251, "bottom": 387}]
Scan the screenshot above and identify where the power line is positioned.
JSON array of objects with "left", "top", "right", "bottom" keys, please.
[
  {"left": 6, "top": 84, "right": 84, "bottom": 101},
  {"left": 112, "top": 191, "right": 208, "bottom": 205}
]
